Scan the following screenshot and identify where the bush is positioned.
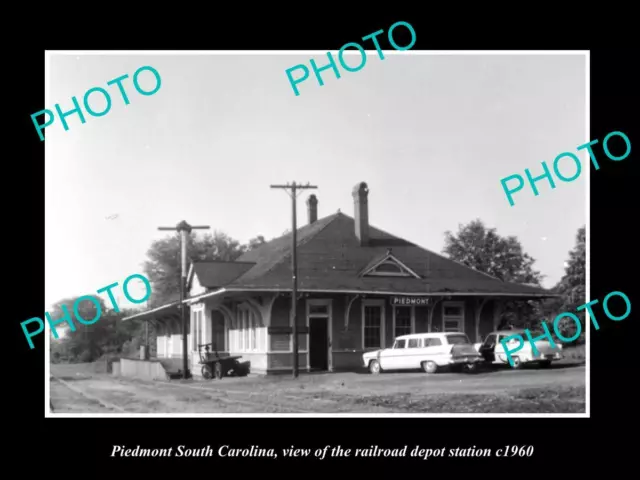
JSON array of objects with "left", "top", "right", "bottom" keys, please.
[
  {"left": 121, "top": 336, "right": 143, "bottom": 357},
  {"left": 561, "top": 343, "right": 586, "bottom": 362},
  {"left": 79, "top": 350, "right": 92, "bottom": 363},
  {"left": 106, "top": 356, "right": 121, "bottom": 373}
]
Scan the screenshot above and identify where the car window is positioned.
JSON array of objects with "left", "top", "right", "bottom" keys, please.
[
  {"left": 394, "top": 339, "right": 406, "bottom": 349},
  {"left": 498, "top": 333, "right": 524, "bottom": 345},
  {"left": 484, "top": 334, "right": 496, "bottom": 347},
  {"left": 446, "top": 334, "right": 471, "bottom": 345},
  {"left": 407, "top": 338, "right": 420, "bottom": 348},
  {"left": 423, "top": 338, "right": 442, "bottom": 347}
]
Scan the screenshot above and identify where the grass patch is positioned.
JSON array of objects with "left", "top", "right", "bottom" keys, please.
[
  {"left": 562, "top": 344, "right": 586, "bottom": 362},
  {"left": 51, "top": 362, "right": 106, "bottom": 377},
  {"left": 348, "top": 385, "right": 585, "bottom": 413},
  {"left": 56, "top": 376, "right": 82, "bottom": 382}
]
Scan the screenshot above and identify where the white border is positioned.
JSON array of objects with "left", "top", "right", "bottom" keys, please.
[
  {"left": 585, "top": 51, "right": 590, "bottom": 419},
  {"left": 45, "top": 50, "right": 589, "bottom": 418}
]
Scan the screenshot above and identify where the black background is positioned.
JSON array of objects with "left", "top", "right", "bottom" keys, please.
[{"left": 10, "top": 10, "right": 637, "bottom": 474}]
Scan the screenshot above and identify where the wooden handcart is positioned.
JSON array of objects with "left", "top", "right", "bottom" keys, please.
[{"left": 197, "top": 343, "right": 245, "bottom": 380}]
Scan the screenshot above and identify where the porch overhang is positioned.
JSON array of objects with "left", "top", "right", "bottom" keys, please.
[
  {"left": 183, "top": 288, "right": 227, "bottom": 305},
  {"left": 121, "top": 301, "right": 184, "bottom": 328}
]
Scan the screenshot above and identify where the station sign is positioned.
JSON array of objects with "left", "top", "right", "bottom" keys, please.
[{"left": 390, "top": 296, "right": 431, "bottom": 306}]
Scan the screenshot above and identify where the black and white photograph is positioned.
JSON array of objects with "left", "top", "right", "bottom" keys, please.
[{"left": 44, "top": 50, "right": 588, "bottom": 416}]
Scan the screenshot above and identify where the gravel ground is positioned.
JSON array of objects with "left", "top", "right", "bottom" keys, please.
[{"left": 49, "top": 362, "right": 586, "bottom": 414}]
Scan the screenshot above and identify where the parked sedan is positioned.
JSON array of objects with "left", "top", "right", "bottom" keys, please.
[
  {"left": 363, "top": 332, "right": 482, "bottom": 374},
  {"left": 474, "top": 329, "right": 563, "bottom": 369}
]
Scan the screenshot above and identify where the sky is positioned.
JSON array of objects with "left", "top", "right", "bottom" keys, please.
[{"left": 45, "top": 52, "right": 587, "bottom": 310}]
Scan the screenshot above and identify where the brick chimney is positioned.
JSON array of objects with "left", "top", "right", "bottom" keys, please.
[
  {"left": 306, "top": 194, "right": 318, "bottom": 224},
  {"left": 352, "top": 182, "right": 369, "bottom": 246}
]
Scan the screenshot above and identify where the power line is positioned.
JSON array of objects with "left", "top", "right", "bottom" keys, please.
[{"left": 270, "top": 182, "right": 317, "bottom": 379}]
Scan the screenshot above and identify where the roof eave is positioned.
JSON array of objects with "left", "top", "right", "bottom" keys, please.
[
  {"left": 184, "top": 287, "right": 227, "bottom": 304},
  {"left": 213, "top": 286, "right": 560, "bottom": 298},
  {"left": 122, "top": 301, "right": 182, "bottom": 322}
]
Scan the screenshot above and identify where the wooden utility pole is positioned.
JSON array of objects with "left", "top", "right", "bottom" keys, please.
[
  {"left": 158, "top": 220, "right": 210, "bottom": 379},
  {"left": 270, "top": 182, "right": 317, "bottom": 378}
]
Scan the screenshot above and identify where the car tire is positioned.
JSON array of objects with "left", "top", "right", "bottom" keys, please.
[
  {"left": 369, "top": 360, "right": 382, "bottom": 374},
  {"left": 214, "top": 362, "right": 224, "bottom": 379},
  {"left": 510, "top": 356, "right": 522, "bottom": 369},
  {"left": 201, "top": 364, "right": 213, "bottom": 379},
  {"left": 421, "top": 361, "right": 438, "bottom": 374},
  {"left": 465, "top": 363, "right": 478, "bottom": 373}
]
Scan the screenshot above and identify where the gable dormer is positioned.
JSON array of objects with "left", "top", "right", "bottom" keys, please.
[
  {"left": 360, "top": 249, "right": 421, "bottom": 279},
  {"left": 187, "top": 263, "right": 207, "bottom": 297}
]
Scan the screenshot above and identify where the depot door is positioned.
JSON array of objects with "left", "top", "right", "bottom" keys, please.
[
  {"left": 307, "top": 300, "right": 332, "bottom": 371},
  {"left": 309, "top": 318, "right": 328, "bottom": 370},
  {"left": 211, "top": 310, "right": 226, "bottom": 353}
]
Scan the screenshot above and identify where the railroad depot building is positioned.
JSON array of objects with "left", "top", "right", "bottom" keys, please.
[{"left": 123, "top": 182, "right": 552, "bottom": 376}]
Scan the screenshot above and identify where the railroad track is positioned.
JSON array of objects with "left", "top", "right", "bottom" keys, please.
[
  {"left": 50, "top": 375, "right": 128, "bottom": 413},
  {"left": 124, "top": 378, "right": 315, "bottom": 413},
  {"left": 51, "top": 373, "right": 323, "bottom": 413},
  {"left": 52, "top": 374, "right": 310, "bottom": 414}
]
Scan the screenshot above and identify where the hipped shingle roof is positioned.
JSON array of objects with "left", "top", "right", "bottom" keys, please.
[{"left": 189, "top": 212, "right": 551, "bottom": 297}]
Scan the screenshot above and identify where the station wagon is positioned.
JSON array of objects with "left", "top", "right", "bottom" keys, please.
[{"left": 363, "top": 332, "right": 482, "bottom": 374}]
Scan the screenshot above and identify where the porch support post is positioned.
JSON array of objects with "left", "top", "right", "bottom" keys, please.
[
  {"left": 261, "top": 293, "right": 279, "bottom": 328},
  {"left": 474, "top": 297, "right": 489, "bottom": 343},
  {"left": 153, "top": 317, "right": 168, "bottom": 357},
  {"left": 240, "top": 297, "right": 264, "bottom": 326},
  {"left": 493, "top": 298, "right": 504, "bottom": 331},
  {"left": 167, "top": 313, "right": 182, "bottom": 358},
  {"left": 345, "top": 295, "right": 360, "bottom": 331},
  {"left": 202, "top": 306, "right": 210, "bottom": 347},
  {"left": 428, "top": 297, "right": 443, "bottom": 332}
]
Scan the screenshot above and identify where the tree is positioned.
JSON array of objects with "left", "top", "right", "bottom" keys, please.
[
  {"left": 245, "top": 235, "right": 267, "bottom": 251},
  {"left": 442, "top": 219, "right": 545, "bottom": 328},
  {"left": 142, "top": 230, "right": 248, "bottom": 308},
  {"left": 49, "top": 295, "right": 140, "bottom": 363},
  {"left": 443, "top": 219, "right": 543, "bottom": 285},
  {"left": 540, "top": 226, "right": 586, "bottom": 342},
  {"left": 49, "top": 230, "right": 271, "bottom": 365},
  {"left": 48, "top": 296, "right": 105, "bottom": 362},
  {"left": 557, "top": 225, "right": 586, "bottom": 311}
]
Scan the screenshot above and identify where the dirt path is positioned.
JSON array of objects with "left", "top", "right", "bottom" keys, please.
[
  {"left": 48, "top": 364, "right": 586, "bottom": 414},
  {"left": 112, "top": 377, "right": 401, "bottom": 413},
  {"left": 158, "top": 364, "right": 586, "bottom": 398}
]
